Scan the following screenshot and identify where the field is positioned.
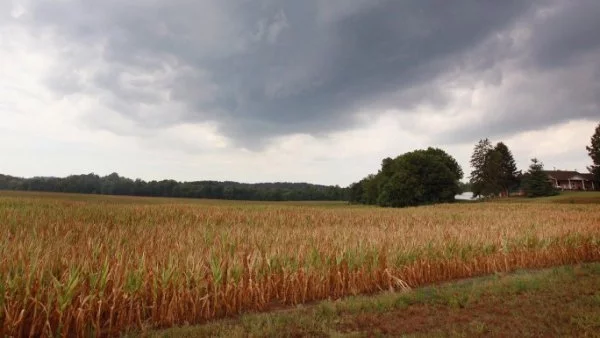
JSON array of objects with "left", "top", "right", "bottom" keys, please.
[
  {"left": 153, "top": 263, "right": 600, "bottom": 337},
  {"left": 1, "top": 191, "right": 599, "bottom": 336}
]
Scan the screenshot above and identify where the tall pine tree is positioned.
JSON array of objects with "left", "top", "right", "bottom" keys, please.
[
  {"left": 470, "top": 139, "right": 520, "bottom": 198},
  {"left": 494, "top": 142, "right": 520, "bottom": 196},
  {"left": 587, "top": 122, "right": 600, "bottom": 183},
  {"left": 523, "top": 158, "right": 555, "bottom": 197},
  {"left": 470, "top": 138, "right": 493, "bottom": 198},
  {"left": 483, "top": 148, "right": 503, "bottom": 197}
]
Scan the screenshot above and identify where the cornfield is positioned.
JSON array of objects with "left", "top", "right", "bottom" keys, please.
[{"left": 1, "top": 192, "right": 599, "bottom": 337}]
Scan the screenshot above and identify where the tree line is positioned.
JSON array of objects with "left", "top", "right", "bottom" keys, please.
[
  {"left": 2, "top": 122, "right": 598, "bottom": 205},
  {"left": 0, "top": 172, "right": 349, "bottom": 201},
  {"left": 469, "top": 139, "right": 557, "bottom": 198},
  {"left": 347, "top": 141, "right": 559, "bottom": 208},
  {"left": 470, "top": 121, "right": 600, "bottom": 198},
  {"left": 349, "top": 121, "right": 600, "bottom": 207}
]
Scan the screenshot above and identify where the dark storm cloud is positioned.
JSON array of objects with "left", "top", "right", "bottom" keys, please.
[
  {"left": 437, "top": 0, "right": 600, "bottom": 144},
  {"left": 528, "top": 0, "right": 600, "bottom": 69},
  {"left": 11, "top": 0, "right": 598, "bottom": 146}
]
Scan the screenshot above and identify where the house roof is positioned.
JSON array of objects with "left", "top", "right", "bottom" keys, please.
[
  {"left": 580, "top": 173, "right": 596, "bottom": 181},
  {"left": 544, "top": 170, "right": 596, "bottom": 181}
]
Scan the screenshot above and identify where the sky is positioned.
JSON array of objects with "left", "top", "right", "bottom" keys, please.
[{"left": 1, "top": 0, "right": 599, "bottom": 186}]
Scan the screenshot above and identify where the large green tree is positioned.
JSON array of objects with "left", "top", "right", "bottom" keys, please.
[
  {"left": 522, "top": 158, "right": 555, "bottom": 197},
  {"left": 352, "top": 147, "right": 463, "bottom": 208},
  {"left": 587, "top": 122, "right": 600, "bottom": 182}
]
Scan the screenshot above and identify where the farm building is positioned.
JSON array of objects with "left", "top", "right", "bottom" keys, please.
[{"left": 544, "top": 170, "right": 599, "bottom": 191}]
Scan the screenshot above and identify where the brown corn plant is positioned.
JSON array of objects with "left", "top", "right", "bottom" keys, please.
[{"left": 0, "top": 192, "right": 599, "bottom": 337}]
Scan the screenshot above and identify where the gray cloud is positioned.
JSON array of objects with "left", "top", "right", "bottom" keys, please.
[
  {"left": 10, "top": 0, "right": 599, "bottom": 147},
  {"left": 528, "top": 0, "right": 600, "bottom": 69},
  {"left": 436, "top": 0, "right": 600, "bottom": 143}
]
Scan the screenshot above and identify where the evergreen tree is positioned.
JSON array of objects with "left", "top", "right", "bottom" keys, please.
[
  {"left": 469, "top": 138, "right": 493, "bottom": 198},
  {"left": 483, "top": 148, "right": 503, "bottom": 197},
  {"left": 470, "top": 139, "right": 521, "bottom": 198},
  {"left": 586, "top": 122, "right": 600, "bottom": 182},
  {"left": 494, "top": 142, "right": 520, "bottom": 196},
  {"left": 523, "top": 158, "right": 556, "bottom": 197}
]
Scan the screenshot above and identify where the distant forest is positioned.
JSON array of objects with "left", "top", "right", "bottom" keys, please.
[{"left": 0, "top": 173, "right": 349, "bottom": 201}]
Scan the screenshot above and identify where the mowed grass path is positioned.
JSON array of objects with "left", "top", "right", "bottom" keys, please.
[
  {"left": 0, "top": 191, "right": 599, "bottom": 336},
  {"left": 488, "top": 191, "right": 600, "bottom": 204}
]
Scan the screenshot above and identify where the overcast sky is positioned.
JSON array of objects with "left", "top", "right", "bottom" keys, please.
[{"left": 1, "top": 0, "right": 599, "bottom": 186}]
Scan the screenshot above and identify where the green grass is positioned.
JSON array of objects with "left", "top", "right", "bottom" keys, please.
[
  {"left": 542, "top": 191, "right": 600, "bottom": 204},
  {"left": 484, "top": 191, "right": 600, "bottom": 204},
  {"left": 145, "top": 263, "right": 600, "bottom": 337}
]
